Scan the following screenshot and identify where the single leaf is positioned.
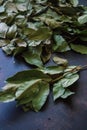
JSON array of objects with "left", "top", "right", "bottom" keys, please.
[
  {"left": 61, "top": 89, "right": 74, "bottom": 99},
  {"left": 71, "top": 43, "right": 87, "bottom": 54},
  {"left": 53, "top": 35, "right": 70, "bottom": 52},
  {"left": 0, "top": 87, "right": 17, "bottom": 102},
  {"left": 78, "top": 14, "right": 87, "bottom": 24},
  {"left": 23, "top": 27, "right": 52, "bottom": 41},
  {"left": 0, "top": 23, "right": 8, "bottom": 38},
  {"left": 53, "top": 56, "right": 68, "bottom": 66},
  {"left": 32, "top": 81, "right": 49, "bottom": 112},
  {"left": 69, "top": 0, "right": 79, "bottom": 7},
  {"left": 22, "top": 46, "right": 43, "bottom": 67},
  {"left": 41, "top": 44, "right": 51, "bottom": 63},
  {"left": 15, "top": 79, "right": 41, "bottom": 98},
  {"left": 6, "top": 69, "right": 51, "bottom": 83},
  {"left": 40, "top": 66, "right": 65, "bottom": 75},
  {"left": 0, "top": 40, "right": 10, "bottom": 47},
  {"left": 6, "top": 24, "right": 17, "bottom": 39},
  {"left": 53, "top": 83, "right": 65, "bottom": 101},
  {"left": 2, "top": 42, "right": 15, "bottom": 55}
]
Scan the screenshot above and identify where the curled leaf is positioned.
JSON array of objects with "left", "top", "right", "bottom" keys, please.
[{"left": 53, "top": 56, "right": 68, "bottom": 66}]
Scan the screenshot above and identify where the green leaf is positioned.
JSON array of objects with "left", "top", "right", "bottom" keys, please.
[
  {"left": 0, "top": 40, "right": 10, "bottom": 47},
  {"left": 22, "top": 46, "right": 43, "bottom": 67},
  {"left": 6, "top": 24, "right": 17, "bottom": 39},
  {"left": 61, "top": 89, "right": 74, "bottom": 99},
  {"left": 69, "top": 0, "right": 79, "bottom": 7},
  {"left": 6, "top": 69, "right": 51, "bottom": 83},
  {"left": 0, "top": 0, "right": 86, "bottom": 112},
  {"left": 16, "top": 3, "right": 27, "bottom": 12},
  {"left": 53, "top": 83, "right": 65, "bottom": 101},
  {"left": 59, "top": 73, "right": 79, "bottom": 88},
  {"left": 16, "top": 80, "right": 49, "bottom": 112},
  {"left": 23, "top": 27, "right": 52, "bottom": 41},
  {"left": 15, "top": 79, "right": 42, "bottom": 99},
  {"left": 40, "top": 66, "right": 65, "bottom": 75},
  {"left": 32, "top": 81, "right": 49, "bottom": 112},
  {"left": 78, "top": 14, "right": 87, "bottom": 24},
  {"left": 53, "top": 73, "right": 79, "bottom": 100},
  {"left": 2, "top": 42, "right": 15, "bottom": 55},
  {"left": 41, "top": 44, "right": 51, "bottom": 63},
  {"left": 0, "top": 87, "right": 17, "bottom": 102},
  {"left": 39, "top": 17, "right": 61, "bottom": 29},
  {"left": 53, "top": 35, "right": 70, "bottom": 52},
  {"left": 0, "top": 23, "right": 8, "bottom": 38},
  {"left": 71, "top": 43, "right": 87, "bottom": 54},
  {"left": 15, "top": 15, "right": 27, "bottom": 27},
  {"left": 53, "top": 56, "right": 68, "bottom": 66}
]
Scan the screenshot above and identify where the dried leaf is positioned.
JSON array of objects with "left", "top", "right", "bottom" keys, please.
[
  {"left": 53, "top": 56, "right": 68, "bottom": 66},
  {"left": 71, "top": 43, "right": 87, "bottom": 54}
]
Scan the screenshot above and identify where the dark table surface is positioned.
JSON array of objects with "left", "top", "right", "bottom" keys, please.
[{"left": 0, "top": 1, "right": 87, "bottom": 130}]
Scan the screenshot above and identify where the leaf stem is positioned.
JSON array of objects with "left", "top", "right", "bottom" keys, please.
[
  {"left": 51, "top": 65, "right": 87, "bottom": 84},
  {"left": 79, "top": 65, "right": 87, "bottom": 71},
  {"left": 68, "top": 37, "right": 78, "bottom": 44}
]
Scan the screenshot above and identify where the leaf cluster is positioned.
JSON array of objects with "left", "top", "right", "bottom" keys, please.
[
  {"left": 0, "top": 0, "right": 87, "bottom": 67},
  {"left": 0, "top": 0, "right": 87, "bottom": 112},
  {"left": 0, "top": 65, "right": 80, "bottom": 111}
]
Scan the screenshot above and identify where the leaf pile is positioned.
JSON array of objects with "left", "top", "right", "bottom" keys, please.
[
  {"left": 0, "top": 65, "right": 81, "bottom": 111},
  {"left": 0, "top": 0, "right": 87, "bottom": 112},
  {"left": 0, "top": 0, "right": 87, "bottom": 67}
]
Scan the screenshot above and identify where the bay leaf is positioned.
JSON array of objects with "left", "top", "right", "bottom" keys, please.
[
  {"left": 0, "top": 23, "right": 8, "bottom": 38},
  {"left": 0, "top": 87, "right": 17, "bottom": 102},
  {"left": 78, "top": 14, "right": 87, "bottom": 24},
  {"left": 53, "top": 35, "right": 70, "bottom": 52},
  {"left": 22, "top": 46, "right": 43, "bottom": 67},
  {"left": 71, "top": 43, "right": 87, "bottom": 54},
  {"left": 61, "top": 89, "right": 74, "bottom": 99},
  {"left": 40, "top": 66, "right": 65, "bottom": 75},
  {"left": 53, "top": 84, "right": 65, "bottom": 101},
  {"left": 69, "top": 0, "right": 79, "bottom": 7},
  {"left": 23, "top": 27, "right": 52, "bottom": 41},
  {"left": 0, "top": 40, "right": 10, "bottom": 47},
  {"left": 6, "top": 69, "right": 51, "bottom": 83},
  {"left": 53, "top": 56, "right": 68, "bottom": 66}
]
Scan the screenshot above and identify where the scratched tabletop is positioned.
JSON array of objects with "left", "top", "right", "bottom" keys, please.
[{"left": 0, "top": 0, "right": 87, "bottom": 130}]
